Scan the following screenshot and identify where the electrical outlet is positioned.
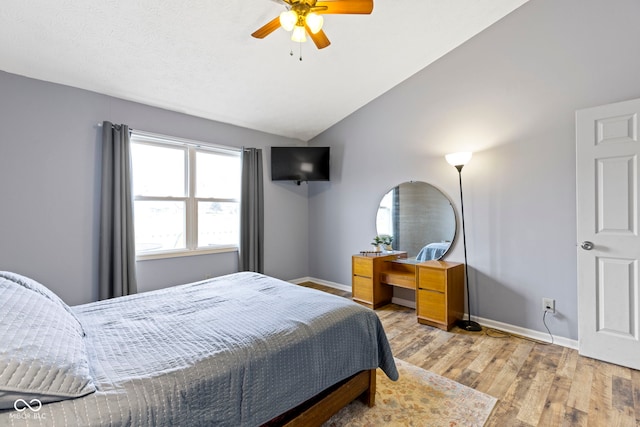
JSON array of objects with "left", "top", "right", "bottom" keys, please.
[{"left": 542, "top": 297, "right": 555, "bottom": 313}]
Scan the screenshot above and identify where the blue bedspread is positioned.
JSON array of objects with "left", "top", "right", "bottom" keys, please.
[{"left": 2, "top": 272, "right": 397, "bottom": 426}]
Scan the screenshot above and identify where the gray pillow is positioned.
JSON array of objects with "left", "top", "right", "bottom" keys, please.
[
  {"left": 0, "top": 271, "right": 85, "bottom": 336},
  {"left": 0, "top": 277, "right": 96, "bottom": 410}
]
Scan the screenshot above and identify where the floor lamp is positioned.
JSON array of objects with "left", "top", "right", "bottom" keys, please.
[{"left": 445, "top": 152, "right": 482, "bottom": 332}]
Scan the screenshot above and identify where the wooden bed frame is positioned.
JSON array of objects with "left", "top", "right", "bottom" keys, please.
[{"left": 262, "top": 369, "right": 376, "bottom": 426}]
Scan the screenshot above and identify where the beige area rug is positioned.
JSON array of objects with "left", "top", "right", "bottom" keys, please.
[{"left": 324, "top": 359, "right": 497, "bottom": 427}]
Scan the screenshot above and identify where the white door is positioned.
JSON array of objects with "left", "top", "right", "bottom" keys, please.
[{"left": 576, "top": 97, "right": 640, "bottom": 370}]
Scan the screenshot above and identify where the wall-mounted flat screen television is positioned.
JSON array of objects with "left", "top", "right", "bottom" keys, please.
[{"left": 271, "top": 146, "right": 330, "bottom": 184}]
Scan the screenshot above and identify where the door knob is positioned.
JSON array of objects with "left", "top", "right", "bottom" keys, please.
[{"left": 581, "top": 241, "right": 594, "bottom": 250}]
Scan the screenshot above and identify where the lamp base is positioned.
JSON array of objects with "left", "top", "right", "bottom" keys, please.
[{"left": 457, "top": 319, "right": 482, "bottom": 332}]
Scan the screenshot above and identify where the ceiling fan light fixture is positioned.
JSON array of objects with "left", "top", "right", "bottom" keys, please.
[
  {"left": 279, "top": 10, "right": 297, "bottom": 31},
  {"left": 305, "top": 13, "right": 323, "bottom": 34},
  {"left": 291, "top": 25, "right": 307, "bottom": 42},
  {"left": 252, "top": 0, "right": 373, "bottom": 49}
]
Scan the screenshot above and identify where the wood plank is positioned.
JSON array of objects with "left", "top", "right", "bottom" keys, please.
[
  {"left": 566, "top": 356, "right": 595, "bottom": 413},
  {"left": 613, "top": 376, "right": 635, "bottom": 413},
  {"left": 403, "top": 329, "right": 451, "bottom": 365},
  {"left": 440, "top": 346, "right": 478, "bottom": 382},
  {"left": 393, "top": 327, "right": 441, "bottom": 360},
  {"left": 556, "top": 347, "right": 579, "bottom": 379},
  {"left": 471, "top": 339, "right": 520, "bottom": 394},
  {"left": 466, "top": 337, "right": 502, "bottom": 373},
  {"left": 425, "top": 334, "right": 474, "bottom": 376},
  {"left": 517, "top": 369, "right": 556, "bottom": 424},
  {"left": 562, "top": 407, "right": 589, "bottom": 427},
  {"left": 485, "top": 339, "right": 534, "bottom": 399},
  {"left": 535, "top": 347, "right": 580, "bottom": 426},
  {"left": 453, "top": 368, "right": 480, "bottom": 390},
  {"left": 588, "top": 362, "right": 614, "bottom": 427},
  {"left": 537, "top": 373, "right": 572, "bottom": 426},
  {"left": 484, "top": 347, "right": 543, "bottom": 424}
]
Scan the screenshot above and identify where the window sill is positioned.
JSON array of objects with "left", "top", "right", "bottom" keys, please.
[{"left": 136, "top": 246, "right": 238, "bottom": 261}]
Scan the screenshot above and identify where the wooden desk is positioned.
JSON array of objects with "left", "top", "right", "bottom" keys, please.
[{"left": 351, "top": 253, "right": 464, "bottom": 331}]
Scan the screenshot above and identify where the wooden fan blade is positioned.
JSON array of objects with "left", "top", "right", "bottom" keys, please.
[
  {"left": 314, "top": 0, "right": 373, "bottom": 14},
  {"left": 251, "top": 16, "right": 281, "bottom": 39},
  {"left": 306, "top": 26, "right": 331, "bottom": 49}
]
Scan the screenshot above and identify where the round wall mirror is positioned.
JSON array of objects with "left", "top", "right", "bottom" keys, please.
[{"left": 376, "top": 181, "right": 456, "bottom": 260}]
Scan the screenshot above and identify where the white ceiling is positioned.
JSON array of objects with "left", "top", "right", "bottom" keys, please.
[{"left": 0, "top": 0, "right": 528, "bottom": 141}]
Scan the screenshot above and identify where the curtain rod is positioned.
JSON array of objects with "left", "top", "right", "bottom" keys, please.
[
  {"left": 98, "top": 122, "right": 247, "bottom": 153},
  {"left": 98, "top": 122, "right": 129, "bottom": 129}
]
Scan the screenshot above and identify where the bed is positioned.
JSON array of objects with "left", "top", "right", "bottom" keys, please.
[{"left": 0, "top": 271, "right": 398, "bottom": 426}]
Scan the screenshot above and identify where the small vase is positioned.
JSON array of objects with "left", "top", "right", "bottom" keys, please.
[{"left": 372, "top": 245, "right": 381, "bottom": 253}]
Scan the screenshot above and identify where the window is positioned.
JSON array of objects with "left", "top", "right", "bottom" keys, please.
[
  {"left": 130, "top": 132, "right": 242, "bottom": 259},
  {"left": 376, "top": 189, "right": 393, "bottom": 236}
]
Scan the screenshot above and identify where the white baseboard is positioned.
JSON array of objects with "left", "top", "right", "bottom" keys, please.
[
  {"left": 471, "top": 314, "right": 578, "bottom": 349},
  {"left": 289, "top": 276, "right": 352, "bottom": 293},
  {"left": 293, "top": 276, "right": 578, "bottom": 350}
]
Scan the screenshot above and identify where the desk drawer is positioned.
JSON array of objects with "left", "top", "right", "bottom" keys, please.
[
  {"left": 353, "top": 258, "right": 373, "bottom": 277},
  {"left": 418, "top": 268, "right": 445, "bottom": 292},
  {"left": 417, "top": 289, "right": 446, "bottom": 323},
  {"left": 352, "top": 275, "right": 373, "bottom": 302}
]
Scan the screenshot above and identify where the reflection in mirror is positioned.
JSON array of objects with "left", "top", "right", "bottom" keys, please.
[{"left": 376, "top": 181, "right": 456, "bottom": 260}]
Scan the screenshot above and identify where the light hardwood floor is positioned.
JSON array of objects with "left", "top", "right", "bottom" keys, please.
[{"left": 299, "top": 282, "right": 640, "bottom": 427}]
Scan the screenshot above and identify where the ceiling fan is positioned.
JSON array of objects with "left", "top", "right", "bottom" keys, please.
[{"left": 251, "top": 0, "right": 374, "bottom": 49}]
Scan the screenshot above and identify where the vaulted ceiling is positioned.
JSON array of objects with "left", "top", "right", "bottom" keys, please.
[{"left": 0, "top": 0, "right": 528, "bottom": 141}]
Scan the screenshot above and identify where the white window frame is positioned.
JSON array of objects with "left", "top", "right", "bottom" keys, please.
[{"left": 130, "top": 131, "right": 241, "bottom": 261}]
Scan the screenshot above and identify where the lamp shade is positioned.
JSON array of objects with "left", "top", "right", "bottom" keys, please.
[
  {"left": 291, "top": 25, "right": 307, "bottom": 42},
  {"left": 279, "top": 10, "right": 297, "bottom": 31},
  {"left": 305, "top": 13, "right": 323, "bottom": 34},
  {"left": 445, "top": 152, "right": 473, "bottom": 167}
]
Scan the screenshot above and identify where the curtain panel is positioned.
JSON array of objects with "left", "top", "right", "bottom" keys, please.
[
  {"left": 239, "top": 148, "right": 264, "bottom": 273},
  {"left": 99, "top": 121, "right": 137, "bottom": 299},
  {"left": 392, "top": 186, "right": 400, "bottom": 251}
]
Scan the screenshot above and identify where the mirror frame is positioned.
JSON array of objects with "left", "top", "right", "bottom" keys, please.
[{"left": 375, "top": 181, "right": 457, "bottom": 261}]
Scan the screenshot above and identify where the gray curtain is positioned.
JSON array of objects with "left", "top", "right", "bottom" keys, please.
[
  {"left": 99, "top": 121, "right": 137, "bottom": 299},
  {"left": 392, "top": 186, "right": 400, "bottom": 250},
  {"left": 239, "top": 148, "right": 264, "bottom": 273}
]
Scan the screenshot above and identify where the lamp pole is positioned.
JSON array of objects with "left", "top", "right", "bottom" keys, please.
[
  {"left": 445, "top": 152, "right": 481, "bottom": 332},
  {"left": 455, "top": 164, "right": 481, "bottom": 332}
]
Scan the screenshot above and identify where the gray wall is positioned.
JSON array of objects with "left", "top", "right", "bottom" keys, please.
[
  {"left": 308, "top": 0, "right": 640, "bottom": 340},
  {"left": 0, "top": 71, "right": 309, "bottom": 305}
]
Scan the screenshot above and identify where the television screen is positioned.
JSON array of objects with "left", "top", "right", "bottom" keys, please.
[{"left": 271, "top": 146, "right": 330, "bottom": 183}]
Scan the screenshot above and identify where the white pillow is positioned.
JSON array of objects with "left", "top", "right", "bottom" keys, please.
[
  {"left": 0, "top": 276, "right": 96, "bottom": 410},
  {"left": 0, "top": 271, "right": 85, "bottom": 336}
]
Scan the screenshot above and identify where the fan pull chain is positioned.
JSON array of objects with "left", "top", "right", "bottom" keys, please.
[{"left": 288, "top": 42, "right": 303, "bottom": 61}]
